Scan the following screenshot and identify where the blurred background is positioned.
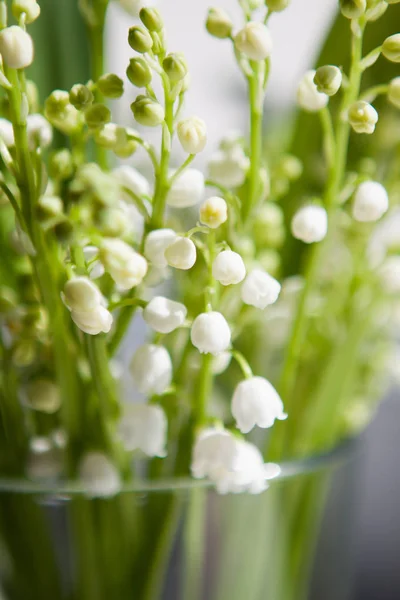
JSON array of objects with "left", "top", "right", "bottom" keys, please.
[{"left": 30, "top": 1, "right": 400, "bottom": 598}]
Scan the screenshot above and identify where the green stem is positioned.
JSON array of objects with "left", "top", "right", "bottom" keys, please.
[
  {"left": 150, "top": 77, "right": 174, "bottom": 229},
  {"left": 243, "top": 61, "right": 263, "bottom": 222},
  {"left": 84, "top": 334, "right": 119, "bottom": 422},
  {"left": 107, "top": 290, "right": 140, "bottom": 356}
]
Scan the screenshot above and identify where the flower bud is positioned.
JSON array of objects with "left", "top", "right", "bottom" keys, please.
[
  {"left": 93, "top": 123, "right": 119, "bottom": 149},
  {"left": 212, "top": 250, "right": 246, "bottom": 286},
  {"left": 199, "top": 196, "right": 228, "bottom": 229},
  {"left": 26, "top": 114, "right": 53, "bottom": 149},
  {"left": 382, "top": 34, "right": 400, "bottom": 63},
  {"left": 177, "top": 116, "right": 207, "bottom": 154},
  {"left": 232, "top": 376, "right": 287, "bottom": 434},
  {"left": 297, "top": 70, "right": 328, "bottom": 112},
  {"left": 131, "top": 95, "right": 165, "bottom": 127},
  {"left": 45, "top": 90, "right": 83, "bottom": 134},
  {"left": 314, "top": 65, "right": 342, "bottom": 96},
  {"left": 352, "top": 181, "right": 389, "bottom": 222},
  {"left": 112, "top": 165, "right": 150, "bottom": 198},
  {"left": 126, "top": 56, "right": 152, "bottom": 87},
  {"left": 84, "top": 103, "right": 111, "bottom": 129},
  {"left": 0, "top": 26, "right": 34, "bottom": 69},
  {"left": 97, "top": 73, "right": 124, "bottom": 98},
  {"left": 144, "top": 228, "right": 177, "bottom": 267},
  {"left": 12, "top": 0, "right": 40, "bottom": 23},
  {"left": 265, "top": 0, "right": 290, "bottom": 10},
  {"left": 191, "top": 311, "right": 231, "bottom": 355},
  {"left": 234, "top": 22, "right": 272, "bottom": 61},
  {"left": 139, "top": 7, "right": 164, "bottom": 31},
  {"left": 69, "top": 84, "right": 93, "bottom": 110},
  {"left": 388, "top": 77, "right": 400, "bottom": 109},
  {"left": 206, "top": 7, "right": 233, "bottom": 39},
  {"left": 128, "top": 25, "right": 153, "bottom": 53},
  {"left": 100, "top": 239, "right": 148, "bottom": 290},
  {"left": 143, "top": 296, "right": 187, "bottom": 333},
  {"left": 24, "top": 379, "right": 61, "bottom": 414},
  {"left": 348, "top": 100, "right": 378, "bottom": 134},
  {"left": 164, "top": 237, "right": 197, "bottom": 270},
  {"left": 130, "top": 344, "right": 172, "bottom": 395},
  {"left": 49, "top": 149, "right": 74, "bottom": 180},
  {"left": 162, "top": 53, "right": 188, "bottom": 83},
  {"left": 118, "top": 403, "right": 167, "bottom": 457},
  {"left": 241, "top": 269, "right": 281, "bottom": 309},
  {"left": 0, "top": 118, "right": 14, "bottom": 147},
  {"left": 340, "top": 0, "right": 366, "bottom": 18},
  {"left": 167, "top": 168, "right": 205, "bottom": 208},
  {"left": 79, "top": 452, "right": 121, "bottom": 498},
  {"left": 63, "top": 276, "right": 103, "bottom": 312},
  {"left": 291, "top": 205, "right": 327, "bottom": 243}
]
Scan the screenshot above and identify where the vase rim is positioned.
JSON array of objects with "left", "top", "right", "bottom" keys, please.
[{"left": 0, "top": 437, "right": 357, "bottom": 497}]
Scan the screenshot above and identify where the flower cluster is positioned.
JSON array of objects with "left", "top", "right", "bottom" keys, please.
[{"left": 0, "top": 0, "right": 398, "bottom": 500}]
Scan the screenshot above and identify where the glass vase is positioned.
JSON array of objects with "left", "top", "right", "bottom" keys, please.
[{"left": 0, "top": 439, "right": 359, "bottom": 600}]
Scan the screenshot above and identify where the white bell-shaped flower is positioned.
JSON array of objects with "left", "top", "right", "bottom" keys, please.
[
  {"left": 291, "top": 205, "right": 328, "bottom": 243},
  {"left": 352, "top": 181, "right": 389, "bottom": 222},
  {"left": 130, "top": 343, "right": 172, "bottom": 395},
  {"left": 191, "top": 311, "right": 231, "bottom": 355},
  {"left": 191, "top": 427, "right": 281, "bottom": 495},
  {"left": 100, "top": 238, "right": 148, "bottom": 290},
  {"left": 208, "top": 145, "right": 250, "bottom": 188},
  {"left": 177, "top": 116, "right": 207, "bottom": 154},
  {"left": 212, "top": 351, "right": 232, "bottom": 374},
  {"left": 112, "top": 165, "right": 150, "bottom": 198},
  {"left": 63, "top": 277, "right": 113, "bottom": 335},
  {"left": 234, "top": 22, "right": 272, "bottom": 61},
  {"left": 79, "top": 452, "right": 121, "bottom": 498},
  {"left": 144, "top": 228, "right": 177, "bottom": 267},
  {"left": 143, "top": 296, "right": 187, "bottom": 333},
  {"left": 117, "top": 403, "right": 167, "bottom": 457},
  {"left": 232, "top": 376, "right": 287, "bottom": 434},
  {"left": 166, "top": 168, "right": 205, "bottom": 208},
  {"left": 71, "top": 306, "right": 113, "bottom": 335},
  {"left": 0, "top": 118, "right": 15, "bottom": 147},
  {"left": 26, "top": 114, "right": 53, "bottom": 149},
  {"left": 199, "top": 196, "right": 228, "bottom": 229},
  {"left": 63, "top": 276, "right": 103, "bottom": 312},
  {"left": 164, "top": 236, "right": 197, "bottom": 270},
  {"left": 241, "top": 269, "right": 281, "bottom": 309},
  {"left": 297, "top": 70, "right": 329, "bottom": 112},
  {"left": 212, "top": 250, "right": 246, "bottom": 286},
  {"left": 0, "top": 26, "right": 34, "bottom": 69}
]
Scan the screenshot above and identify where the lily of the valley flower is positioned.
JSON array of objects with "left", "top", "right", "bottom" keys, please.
[
  {"left": 241, "top": 269, "right": 281, "bottom": 309},
  {"left": 144, "top": 228, "right": 177, "bottom": 267},
  {"left": 177, "top": 116, "right": 207, "bottom": 154},
  {"left": 164, "top": 236, "right": 197, "bottom": 270},
  {"left": 143, "top": 296, "right": 187, "bottom": 333},
  {"left": 191, "top": 427, "right": 281, "bottom": 494},
  {"left": 297, "top": 71, "right": 329, "bottom": 112},
  {"left": 199, "top": 196, "right": 228, "bottom": 229},
  {"left": 0, "top": 26, "right": 34, "bottom": 69},
  {"left": 234, "top": 22, "right": 272, "bottom": 61},
  {"left": 100, "top": 238, "right": 148, "bottom": 290},
  {"left": 191, "top": 311, "right": 231, "bottom": 355},
  {"left": 63, "top": 277, "right": 113, "bottom": 335},
  {"left": 352, "top": 181, "right": 389, "bottom": 222},
  {"left": 117, "top": 403, "right": 167, "bottom": 457},
  {"left": 291, "top": 205, "right": 328, "bottom": 243},
  {"left": 232, "top": 376, "right": 287, "bottom": 434},
  {"left": 112, "top": 165, "right": 150, "bottom": 199},
  {"left": 26, "top": 114, "right": 53, "bottom": 149},
  {"left": 130, "top": 343, "right": 172, "bottom": 395},
  {"left": 212, "top": 250, "right": 246, "bottom": 286}
]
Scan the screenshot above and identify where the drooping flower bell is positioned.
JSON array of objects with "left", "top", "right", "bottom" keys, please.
[
  {"left": 99, "top": 238, "right": 148, "bottom": 290},
  {"left": 166, "top": 168, "right": 205, "bottom": 208},
  {"left": 234, "top": 22, "right": 273, "bottom": 61},
  {"left": 191, "top": 427, "right": 281, "bottom": 494},
  {"left": 130, "top": 344, "right": 172, "bottom": 395},
  {"left": 291, "top": 205, "right": 328, "bottom": 243},
  {"left": 241, "top": 269, "right": 281, "bottom": 309},
  {"left": 143, "top": 296, "right": 187, "bottom": 333},
  {"left": 212, "top": 250, "right": 246, "bottom": 286},
  {"left": 297, "top": 71, "right": 329, "bottom": 112},
  {"left": 164, "top": 237, "right": 197, "bottom": 270},
  {"left": 144, "top": 228, "right": 177, "bottom": 267},
  {"left": 190, "top": 311, "right": 231, "bottom": 355},
  {"left": 231, "top": 376, "right": 287, "bottom": 434},
  {"left": 177, "top": 116, "right": 207, "bottom": 154},
  {"left": 79, "top": 452, "right": 121, "bottom": 498},
  {"left": 117, "top": 403, "right": 167, "bottom": 457},
  {"left": 0, "top": 26, "right": 34, "bottom": 69},
  {"left": 352, "top": 181, "right": 389, "bottom": 222}
]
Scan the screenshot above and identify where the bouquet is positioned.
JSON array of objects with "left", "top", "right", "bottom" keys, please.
[{"left": 0, "top": 0, "right": 399, "bottom": 598}]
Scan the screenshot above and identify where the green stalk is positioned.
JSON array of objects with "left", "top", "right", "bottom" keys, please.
[
  {"left": 243, "top": 61, "right": 263, "bottom": 223},
  {"left": 150, "top": 76, "right": 174, "bottom": 229},
  {"left": 267, "top": 18, "right": 366, "bottom": 461}
]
